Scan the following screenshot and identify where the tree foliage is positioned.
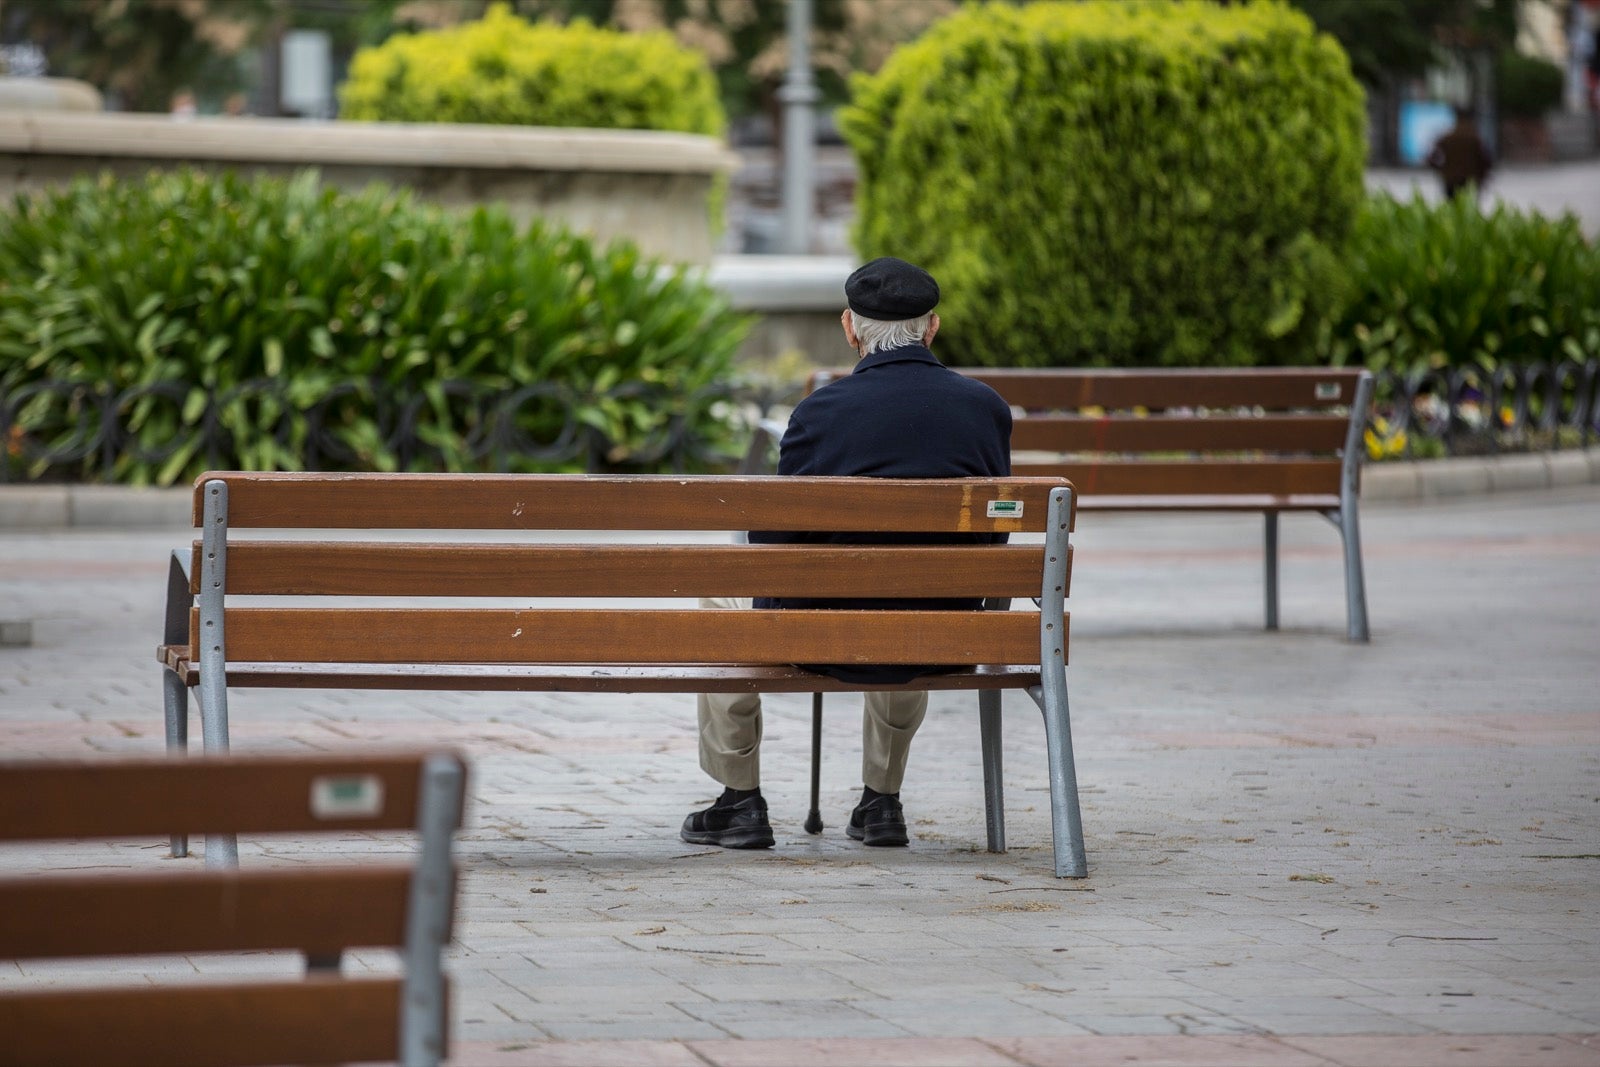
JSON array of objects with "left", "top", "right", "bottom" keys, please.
[
  {"left": 339, "top": 3, "right": 724, "bottom": 136},
  {"left": 842, "top": 0, "right": 1367, "bottom": 369}
]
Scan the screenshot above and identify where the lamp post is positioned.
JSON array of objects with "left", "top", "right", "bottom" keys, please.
[{"left": 778, "top": 0, "right": 818, "bottom": 254}]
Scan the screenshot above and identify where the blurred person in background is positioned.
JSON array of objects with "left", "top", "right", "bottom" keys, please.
[{"left": 1427, "top": 107, "right": 1493, "bottom": 201}]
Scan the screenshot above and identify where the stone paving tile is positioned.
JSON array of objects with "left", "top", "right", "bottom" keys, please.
[
  {"left": 687, "top": 1036, "right": 1026, "bottom": 1067},
  {"left": 992, "top": 1033, "right": 1337, "bottom": 1066},
  {"left": 1278, "top": 1033, "right": 1600, "bottom": 1066}
]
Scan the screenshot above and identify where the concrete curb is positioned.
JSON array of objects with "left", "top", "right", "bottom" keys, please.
[
  {"left": 1, "top": 449, "right": 1595, "bottom": 529},
  {"left": 1360, "top": 448, "right": 1600, "bottom": 501}
]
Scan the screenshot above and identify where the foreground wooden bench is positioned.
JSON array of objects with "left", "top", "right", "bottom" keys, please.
[
  {"left": 0, "top": 750, "right": 466, "bottom": 1067},
  {"left": 795, "top": 367, "right": 1374, "bottom": 641},
  {"left": 156, "top": 472, "right": 1086, "bottom": 877}
]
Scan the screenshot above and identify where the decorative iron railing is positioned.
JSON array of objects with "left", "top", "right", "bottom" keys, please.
[
  {"left": 1366, "top": 359, "right": 1600, "bottom": 459},
  {"left": 3, "top": 360, "right": 1596, "bottom": 485},
  {"left": 0, "top": 377, "right": 801, "bottom": 485}
]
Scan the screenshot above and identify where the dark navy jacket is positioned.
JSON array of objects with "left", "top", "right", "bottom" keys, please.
[{"left": 752, "top": 343, "right": 1013, "bottom": 683}]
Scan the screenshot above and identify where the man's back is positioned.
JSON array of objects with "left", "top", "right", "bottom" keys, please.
[{"left": 775, "top": 345, "right": 1011, "bottom": 481}]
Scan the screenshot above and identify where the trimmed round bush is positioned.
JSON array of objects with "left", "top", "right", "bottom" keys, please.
[
  {"left": 0, "top": 170, "right": 751, "bottom": 484},
  {"left": 339, "top": 3, "right": 724, "bottom": 138},
  {"left": 840, "top": 0, "right": 1367, "bottom": 368}
]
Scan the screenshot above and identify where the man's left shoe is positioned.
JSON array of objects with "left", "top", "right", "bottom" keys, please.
[{"left": 847, "top": 792, "right": 909, "bottom": 847}]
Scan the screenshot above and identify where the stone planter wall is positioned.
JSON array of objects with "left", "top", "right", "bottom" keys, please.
[{"left": 0, "top": 112, "right": 738, "bottom": 264}]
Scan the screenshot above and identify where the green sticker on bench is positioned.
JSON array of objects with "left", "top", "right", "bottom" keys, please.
[
  {"left": 310, "top": 774, "right": 385, "bottom": 819},
  {"left": 1315, "top": 382, "right": 1341, "bottom": 400},
  {"left": 986, "top": 500, "right": 1023, "bottom": 518}
]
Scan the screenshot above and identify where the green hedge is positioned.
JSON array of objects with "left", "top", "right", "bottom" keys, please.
[
  {"left": 0, "top": 170, "right": 751, "bottom": 484},
  {"left": 340, "top": 3, "right": 724, "bottom": 138},
  {"left": 840, "top": 0, "right": 1366, "bottom": 368},
  {"left": 1497, "top": 52, "right": 1566, "bottom": 120},
  {"left": 1322, "top": 193, "right": 1600, "bottom": 373}
]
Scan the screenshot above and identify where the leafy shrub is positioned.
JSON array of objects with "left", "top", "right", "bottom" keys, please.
[
  {"left": 1497, "top": 51, "right": 1565, "bottom": 120},
  {"left": 340, "top": 3, "right": 724, "bottom": 138},
  {"left": 839, "top": 0, "right": 1366, "bottom": 368},
  {"left": 0, "top": 169, "right": 751, "bottom": 484},
  {"left": 1321, "top": 193, "right": 1600, "bottom": 374}
]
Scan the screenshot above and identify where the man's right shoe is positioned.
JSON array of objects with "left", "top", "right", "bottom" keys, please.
[
  {"left": 680, "top": 792, "right": 775, "bottom": 849},
  {"left": 847, "top": 792, "right": 909, "bottom": 847}
]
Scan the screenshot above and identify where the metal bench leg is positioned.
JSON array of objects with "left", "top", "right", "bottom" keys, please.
[
  {"left": 1263, "top": 512, "right": 1280, "bottom": 631},
  {"left": 1338, "top": 372, "right": 1374, "bottom": 643},
  {"left": 197, "top": 479, "right": 239, "bottom": 869},
  {"left": 195, "top": 683, "right": 238, "bottom": 869},
  {"left": 1337, "top": 503, "right": 1370, "bottom": 643},
  {"left": 979, "top": 689, "right": 1005, "bottom": 852},
  {"left": 1027, "top": 683, "right": 1087, "bottom": 877},
  {"left": 162, "top": 669, "right": 190, "bottom": 858},
  {"left": 401, "top": 753, "right": 466, "bottom": 1067}
]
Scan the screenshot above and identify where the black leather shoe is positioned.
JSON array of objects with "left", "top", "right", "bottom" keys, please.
[
  {"left": 680, "top": 792, "right": 774, "bottom": 849},
  {"left": 847, "top": 793, "right": 909, "bottom": 847}
]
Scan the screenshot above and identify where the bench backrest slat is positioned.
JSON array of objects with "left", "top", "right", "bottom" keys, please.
[
  {"left": 0, "top": 753, "right": 449, "bottom": 840},
  {"left": 1010, "top": 414, "right": 1350, "bottom": 454},
  {"left": 199, "top": 543, "right": 1057, "bottom": 599},
  {"left": 924, "top": 367, "right": 1365, "bottom": 410},
  {"left": 0, "top": 867, "right": 411, "bottom": 959},
  {"left": 1009, "top": 458, "right": 1342, "bottom": 497},
  {"left": 0, "top": 977, "right": 408, "bottom": 1067},
  {"left": 203, "top": 607, "right": 1048, "bottom": 666},
  {"left": 196, "top": 473, "right": 1059, "bottom": 532}
]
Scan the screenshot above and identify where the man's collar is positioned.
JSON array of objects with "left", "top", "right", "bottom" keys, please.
[{"left": 852, "top": 343, "right": 942, "bottom": 374}]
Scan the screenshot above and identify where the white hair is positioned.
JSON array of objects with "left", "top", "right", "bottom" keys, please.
[{"left": 848, "top": 311, "right": 933, "bottom": 356}]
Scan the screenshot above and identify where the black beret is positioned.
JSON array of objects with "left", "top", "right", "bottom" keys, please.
[{"left": 845, "top": 257, "right": 939, "bottom": 321}]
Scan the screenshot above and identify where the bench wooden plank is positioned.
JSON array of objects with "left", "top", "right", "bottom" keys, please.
[
  {"left": 198, "top": 608, "right": 1052, "bottom": 666},
  {"left": 1076, "top": 493, "right": 1341, "bottom": 512},
  {"left": 0, "top": 754, "right": 439, "bottom": 840},
  {"left": 958, "top": 368, "right": 1365, "bottom": 410},
  {"left": 0, "top": 976, "right": 408, "bottom": 1067},
  {"left": 198, "top": 542, "right": 1055, "bottom": 599},
  {"left": 0, "top": 867, "right": 412, "bottom": 959},
  {"left": 1010, "top": 458, "right": 1343, "bottom": 497},
  {"left": 157, "top": 652, "right": 1045, "bottom": 692},
  {"left": 195, "top": 472, "right": 1067, "bottom": 533},
  {"left": 1009, "top": 414, "right": 1349, "bottom": 454}
]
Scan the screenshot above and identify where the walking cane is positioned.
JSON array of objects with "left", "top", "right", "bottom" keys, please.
[{"left": 804, "top": 692, "right": 824, "bottom": 834}]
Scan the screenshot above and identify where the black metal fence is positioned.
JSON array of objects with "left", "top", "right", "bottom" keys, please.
[
  {"left": 3, "top": 360, "right": 1596, "bottom": 485},
  {"left": 0, "top": 377, "right": 801, "bottom": 485},
  {"left": 1367, "top": 359, "right": 1600, "bottom": 459}
]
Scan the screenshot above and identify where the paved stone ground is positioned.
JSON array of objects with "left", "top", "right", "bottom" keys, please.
[
  {"left": 1366, "top": 159, "right": 1600, "bottom": 236},
  {"left": 1, "top": 484, "right": 1598, "bottom": 1066}
]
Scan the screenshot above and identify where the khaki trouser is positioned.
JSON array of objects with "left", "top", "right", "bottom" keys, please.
[{"left": 697, "top": 596, "right": 928, "bottom": 793}]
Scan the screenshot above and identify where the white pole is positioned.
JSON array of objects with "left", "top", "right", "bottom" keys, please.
[{"left": 779, "top": 0, "right": 818, "bottom": 254}]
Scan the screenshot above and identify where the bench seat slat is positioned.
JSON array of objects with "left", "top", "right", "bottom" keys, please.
[
  {"left": 1010, "top": 458, "right": 1343, "bottom": 497},
  {"left": 199, "top": 542, "right": 1053, "bottom": 599},
  {"left": 158, "top": 649, "right": 1043, "bottom": 692},
  {"left": 0, "top": 867, "right": 412, "bottom": 959},
  {"left": 196, "top": 473, "right": 1067, "bottom": 533},
  {"left": 0, "top": 753, "right": 442, "bottom": 841},
  {"left": 1009, "top": 414, "right": 1349, "bottom": 454},
  {"left": 0, "top": 976, "right": 408, "bottom": 1067},
  {"left": 198, "top": 608, "right": 1052, "bottom": 667}
]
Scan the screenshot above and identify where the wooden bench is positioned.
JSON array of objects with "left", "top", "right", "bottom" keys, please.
[
  {"left": 793, "top": 367, "right": 1374, "bottom": 642},
  {"left": 0, "top": 750, "right": 466, "bottom": 1067},
  {"left": 156, "top": 472, "right": 1087, "bottom": 878}
]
